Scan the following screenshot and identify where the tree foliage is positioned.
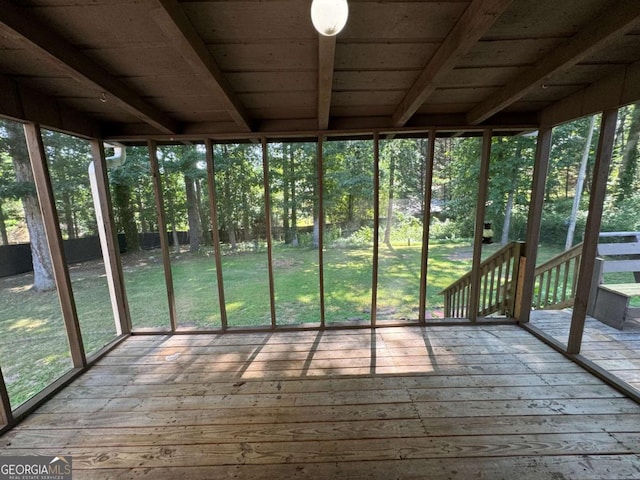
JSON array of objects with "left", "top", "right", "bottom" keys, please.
[{"left": 2, "top": 102, "right": 639, "bottom": 270}]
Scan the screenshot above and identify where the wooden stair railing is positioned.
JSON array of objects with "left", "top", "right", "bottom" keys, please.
[
  {"left": 532, "top": 242, "right": 583, "bottom": 310},
  {"left": 441, "top": 241, "right": 584, "bottom": 319},
  {"left": 440, "top": 242, "right": 525, "bottom": 318}
]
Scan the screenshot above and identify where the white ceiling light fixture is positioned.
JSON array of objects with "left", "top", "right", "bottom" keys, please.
[{"left": 311, "top": 0, "right": 349, "bottom": 36}]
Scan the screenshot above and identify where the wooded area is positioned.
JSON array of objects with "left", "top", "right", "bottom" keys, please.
[
  {"left": 0, "top": 101, "right": 639, "bottom": 409},
  {"left": 3, "top": 104, "right": 639, "bottom": 262}
]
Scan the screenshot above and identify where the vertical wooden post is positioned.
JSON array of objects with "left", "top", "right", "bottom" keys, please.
[
  {"left": 205, "top": 139, "right": 228, "bottom": 330},
  {"left": 0, "top": 366, "right": 13, "bottom": 426},
  {"left": 89, "top": 140, "right": 131, "bottom": 335},
  {"left": 419, "top": 130, "right": 436, "bottom": 322},
  {"left": 148, "top": 140, "right": 177, "bottom": 332},
  {"left": 23, "top": 123, "right": 86, "bottom": 368},
  {"left": 262, "top": 138, "right": 277, "bottom": 328},
  {"left": 371, "top": 132, "right": 380, "bottom": 327},
  {"left": 510, "top": 242, "right": 527, "bottom": 317},
  {"left": 516, "top": 127, "right": 552, "bottom": 323},
  {"left": 317, "top": 137, "right": 326, "bottom": 328},
  {"left": 469, "top": 129, "right": 492, "bottom": 322},
  {"left": 568, "top": 109, "right": 618, "bottom": 354}
]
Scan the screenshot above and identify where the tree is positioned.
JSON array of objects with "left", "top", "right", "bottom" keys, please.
[
  {"left": 565, "top": 115, "right": 597, "bottom": 249},
  {"left": 215, "top": 143, "right": 263, "bottom": 250},
  {"left": 323, "top": 140, "right": 374, "bottom": 234},
  {"left": 0, "top": 142, "right": 16, "bottom": 245},
  {"left": 379, "top": 138, "right": 428, "bottom": 246},
  {"left": 108, "top": 147, "right": 150, "bottom": 252},
  {"left": 1, "top": 120, "right": 55, "bottom": 291},
  {"left": 614, "top": 103, "right": 640, "bottom": 206},
  {"left": 485, "top": 136, "right": 535, "bottom": 245},
  {"left": 180, "top": 146, "right": 205, "bottom": 253},
  {"left": 42, "top": 130, "right": 95, "bottom": 239},
  {"left": 443, "top": 137, "right": 482, "bottom": 238}
]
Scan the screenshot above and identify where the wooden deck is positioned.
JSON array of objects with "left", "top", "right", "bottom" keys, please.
[
  {"left": 2, "top": 325, "right": 640, "bottom": 479},
  {"left": 530, "top": 310, "right": 640, "bottom": 392}
]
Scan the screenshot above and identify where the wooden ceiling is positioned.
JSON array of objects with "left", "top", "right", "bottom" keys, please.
[{"left": 1, "top": 0, "right": 640, "bottom": 142}]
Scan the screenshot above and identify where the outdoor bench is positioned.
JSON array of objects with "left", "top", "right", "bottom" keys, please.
[{"left": 589, "top": 232, "right": 640, "bottom": 329}]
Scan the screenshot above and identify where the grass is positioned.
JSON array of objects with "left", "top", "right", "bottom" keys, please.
[{"left": 0, "top": 239, "right": 581, "bottom": 407}]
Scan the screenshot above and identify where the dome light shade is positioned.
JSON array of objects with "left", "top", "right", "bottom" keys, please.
[{"left": 311, "top": 0, "right": 349, "bottom": 36}]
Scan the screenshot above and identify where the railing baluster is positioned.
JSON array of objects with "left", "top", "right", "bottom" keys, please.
[
  {"left": 488, "top": 261, "right": 496, "bottom": 311},
  {"left": 552, "top": 265, "right": 561, "bottom": 304},
  {"left": 496, "top": 257, "right": 504, "bottom": 312},
  {"left": 543, "top": 267, "right": 552, "bottom": 308},
  {"left": 481, "top": 263, "right": 489, "bottom": 314},
  {"left": 536, "top": 272, "right": 543, "bottom": 307},
  {"left": 572, "top": 254, "right": 581, "bottom": 298},
  {"left": 561, "top": 261, "right": 570, "bottom": 302}
]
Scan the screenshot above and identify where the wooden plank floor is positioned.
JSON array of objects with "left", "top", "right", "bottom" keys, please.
[
  {"left": 530, "top": 310, "right": 640, "bottom": 392},
  {"left": 2, "top": 325, "right": 640, "bottom": 479}
]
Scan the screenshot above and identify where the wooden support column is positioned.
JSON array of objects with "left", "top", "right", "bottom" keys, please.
[
  {"left": 0, "top": 367, "right": 12, "bottom": 427},
  {"left": 262, "top": 138, "right": 277, "bottom": 328},
  {"left": 205, "top": 139, "right": 228, "bottom": 330},
  {"left": 567, "top": 109, "right": 618, "bottom": 354},
  {"left": 371, "top": 132, "right": 380, "bottom": 327},
  {"left": 89, "top": 140, "right": 131, "bottom": 334},
  {"left": 23, "top": 123, "right": 86, "bottom": 368},
  {"left": 516, "top": 127, "right": 552, "bottom": 323},
  {"left": 419, "top": 130, "right": 436, "bottom": 323},
  {"left": 469, "top": 129, "right": 492, "bottom": 321},
  {"left": 148, "top": 140, "right": 177, "bottom": 332}
]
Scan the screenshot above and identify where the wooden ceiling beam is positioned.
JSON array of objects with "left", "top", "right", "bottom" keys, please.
[
  {"left": 0, "top": 0, "right": 179, "bottom": 135},
  {"left": 467, "top": 0, "right": 640, "bottom": 125},
  {"left": 102, "top": 112, "right": 537, "bottom": 144},
  {"left": 540, "top": 59, "right": 640, "bottom": 128},
  {"left": 318, "top": 35, "right": 337, "bottom": 131},
  {"left": 0, "top": 74, "right": 101, "bottom": 138},
  {"left": 391, "top": 0, "right": 513, "bottom": 127},
  {"left": 153, "top": 0, "right": 252, "bottom": 132}
]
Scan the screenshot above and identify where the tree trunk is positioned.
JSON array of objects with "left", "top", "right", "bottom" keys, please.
[
  {"left": 501, "top": 143, "right": 522, "bottom": 245},
  {"left": 283, "top": 145, "right": 291, "bottom": 243},
  {"left": 222, "top": 166, "right": 237, "bottom": 251},
  {"left": 113, "top": 183, "right": 140, "bottom": 251},
  {"left": 0, "top": 201, "right": 8, "bottom": 245},
  {"left": 347, "top": 194, "right": 354, "bottom": 229},
  {"left": 136, "top": 189, "right": 148, "bottom": 233},
  {"left": 6, "top": 122, "right": 55, "bottom": 291},
  {"left": 312, "top": 149, "right": 320, "bottom": 249},
  {"left": 195, "top": 179, "right": 210, "bottom": 245},
  {"left": 242, "top": 190, "right": 250, "bottom": 242},
  {"left": 501, "top": 189, "right": 514, "bottom": 245},
  {"left": 312, "top": 216, "right": 320, "bottom": 249},
  {"left": 62, "top": 192, "right": 75, "bottom": 239},
  {"left": 420, "top": 139, "right": 427, "bottom": 216},
  {"left": 227, "top": 223, "right": 237, "bottom": 249},
  {"left": 184, "top": 176, "right": 202, "bottom": 253},
  {"left": 615, "top": 103, "right": 640, "bottom": 205},
  {"left": 166, "top": 191, "right": 181, "bottom": 253},
  {"left": 384, "top": 155, "right": 396, "bottom": 246},
  {"left": 565, "top": 115, "right": 596, "bottom": 250},
  {"left": 290, "top": 146, "right": 297, "bottom": 241}
]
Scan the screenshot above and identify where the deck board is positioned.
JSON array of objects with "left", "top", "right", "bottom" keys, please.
[
  {"left": 530, "top": 310, "right": 640, "bottom": 394},
  {"left": 2, "top": 325, "right": 640, "bottom": 479}
]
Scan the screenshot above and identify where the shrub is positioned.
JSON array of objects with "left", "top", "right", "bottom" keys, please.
[
  {"left": 429, "top": 218, "right": 462, "bottom": 240},
  {"left": 601, "top": 193, "right": 640, "bottom": 232}
]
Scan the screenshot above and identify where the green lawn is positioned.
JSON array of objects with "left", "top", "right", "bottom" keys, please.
[{"left": 0, "top": 239, "right": 565, "bottom": 407}]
